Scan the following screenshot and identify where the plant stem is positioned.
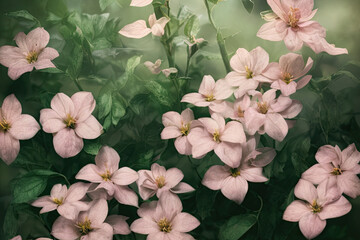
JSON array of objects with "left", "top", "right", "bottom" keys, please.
[
  {"left": 204, "top": 0, "right": 231, "bottom": 73},
  {"left": 185, "top": 47, "right": 191, "bottom": 77},
  {"left": 73, "top": 78, "right": 84, "bottom": 91}
]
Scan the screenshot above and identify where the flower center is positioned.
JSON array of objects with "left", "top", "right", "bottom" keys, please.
[
  {"left": 205, "top": 94, "right": 215, "bottom": 102},
  {"left": 311, "top": 200, "right": 322, "bottom": 213},
  {"left": 155, "top": 176, "right": 166, "bottom": 188},
  {"left": 230, "top": 168, "right": 240, "bottom": 177},
  {"left": 245, "top": 66, "right": 253, "bottom": 79},
  {"left": 282, "top": 72, "right": 294, "bottom": 84},
  {"left": 64, "top": 114, "right": 76, "bottom": 129},
  {"left": 53, "top": 197, "right": 64, "bottom": 205},
  {"left": 0, "top": 119, "right": 11, "bottom": 132},
  {"left": 288, "top": 7, "right": 300, "bottom": 29},
  {"left": 237, "top": 106, "right": 244, "bottom": 118},
  {"left": 257, "top": 102, "right": 269, "bottom": 114},
  {"left": 158, "top": 217, "right": 172, "bottom": 233},
  {"left": 213, "top": 131, "right": 221, "bottom": 143},
  {"left": 76, "top": 217, "right": 92, "bottom": 235},
  {"left": 331, "top": 167, "right": 342, "bottom": 175},
  {"left": 180, "top": 123, "right": 190, "bottom": 136},
  {"left": 26, "top": 51, "right": 39, "bottom": 64},
  {"left": 100, "top": 170, "right": 112, "bottom": 181}
]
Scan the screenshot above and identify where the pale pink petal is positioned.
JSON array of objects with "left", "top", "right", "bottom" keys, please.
[
  {"left": 198, "top": 117, "right": 218, "bottom": 134},
  {"left": 241, "top": 168, "right": 268, "bottom": 182},
  {"left": 188, "top": 128, "right": 215, "bottom": 158},
  {"left": 161, "top": 126, "right": 182, "bottom": 139},
  {"left": 174, "top": 136, "right": 192, "bottom": 155},
  {"left": 181, "top": 108, "right": 194, "bottom": 123},
  {"left": 340, "top": 145, "right": 360, "bottom": 170},
  {"left": 162, "top": 111, "right": 182, "bottom": 128},
  {"left": 202, "top": 165, "right": 230, "bottom": 190},
  {"left": 112, "top": 167, "right": 139, "bottom": 186},
  {"left": 269, "top": 95, "right": 292, "bottom": 113},
  {"left": 301, "top": 164, "right": 332, "bottom": 185},
  {"left": 221, "top": 176, "right": 248, "bottom": 204},
  {"left": 1, "top": 94, "right": 22, "bottom": 122},
  {"left": 171, "top": 182, "right": 195, "bottom": 194},
  {"left": 15, "top": 32, "right": 28, "bottom": 51},
  {"left": 262, "top": 62, "right": 281, "bottom": 80},
  {"left": 267, "top": 0, "right": 286, "bottom": 20},
  {"left": 220, "top": 121, "right": 246, "bottom": 143},
  {"left": 250, "top": 46, "right": 269, "bottom": 74},
  {"left": 256, "top": 20, "right": 286, "bottom": 41},
  {"left": 53, "top": 128, "right": 83, "bottom": 158},
  {"left": 295, "top": 57, "right": 313, "bottom": 80},
  {"left": 119, "top": 20, "right": 152, "bottom": 39},
  {"left": 137, "top": 201, "right": 157, "bottom": 219},
  {"left": 86, "top": 223, "right": 113, "bottom": 239},
  {"left": 34, "top": 59, "right": 56, "bottom": 70},
  {"left": 71, "top": 92, "right": 96, "bottom": 122},
  {"left": 74, "top": 115, "right": 102, "bottom": 139},
  {"left": 181, "top": 93, "right": 209, "bottom": 107},
  {"left": 264, "top": 113, "right": 288, "bottom": 141},
  {"left": 130, "top": 0, "right": 153, "bottom": 7},
  {"left": 284, "top": 30, "right": 303, "bottom": 52},
  {"left": 299, "top": 213, "right": 326, "bottom": 240},
  {"left": 249, "top": 147, "right": 276, "bottom": 167},
  {"left": 230, "top": 48, "right": 250, "bottom": 73},
  {"left": 0, "top": 132, "right": 20, "bottom": 165},
  {"left": 9, "top": 114, "right": 40, "bottom": 140},
  {"left": 95, "top": 146, "right": 120, "bottom": 174},
  {"left": 151, "top": 17, "right": 169, "bottom": 37},
  {"left": 151, "top": 163, "right": 167, "bottom": 179},
  {"left": 0, "top": 46, "right": 24, "bottom": 68},
  {"left": 94, "top": 181, "right": 116, "bottom": 196},
  {"left": 87, "top": 199, "right": 108, "bottom": 226},
  {"left": 106, "top": 215, "right": 131, "bottom": 235},
  {"left": 214, "top": 142, "right": 242, "bottom": 168},
  {"left": 158, "top": 192, "right": 183, "bottom": 218},
  {"left": 130, "top": 218, "right": 159, "bottom": 234},
  {"left": 66, "top": 182, "right": 90, "bottom": 202},
  {"left": 51, "top": 216, "right": 80, "bottom": 240},
  {"left": 294, "top": 179, "right": 317, "bottom": 203},
  {"left": 50, "top": 184, "right": 67, "bottom": 199},
  {"left": 114, "top": 185, "right": 139, "bottom": 207},
  {"left": 172, "top": 212, "right": 200, "bottom": 232},
  {"left": 40, "top": 108, "right": 66, "bottom": 133},
  {"left": 198, "top": 75, "right": 216, "bottom": 96},
  {"left": 318, "top": 196, "right": 351, "bottom": 220},
  {"left": 50, "top": 93, "right": 75, "bottom": 119},
  {"left": 37, "top": 47, "right": 59, "bottom": 60},
  {"left": 148, "top": 232, "right": 168, "bottom": 240},
  {"left": 8, "top": 59, "right": 33, "bottom": 80},
  {"left": 315, "top": 145, "right": 341, "bottom": 164},
  {"left": 279, "top": 53, "right": 305, "bottom": 76},
  {"left": 307, "top": 37, "right": 348, "bottom": 55},
  {"left": 26, "top": 27, "right": 50, "bottom": 52},
  {"left": 76, "top": 164, "right": 103, "bottom": 183},
  {"left": 213, "top": 79, "right": 233, "bottom": 100},
  {"left": 32, "top": 196, "right": 58, "bottom": 214},
  {"left": 57, "top": 201, "right": 89, "bottom": 220},
  {"left": 278, "top": 81, "right": 297, "bottom": 96},
  {"left": 244, "top": 108, "right": 266, "bottom": 135},
  {"left": 10, "top": 235, "right": 22, "bottom": 240},
  {"left": 165, "top": 168, "right": 184, "bottom": 188},
  {"left": 279, "top": 100, "right": 303, "bottom": 118},
  {"left": 316, "top": 177, "right": 341, "bottom": 205},
  {"left": 161, "top": 68, "right": 178, "bottom": 77},
  {"left": 337, "top": 172, "right": 360, "bottom": 198},
  {"left": 262, "top": 88, "right": 277, "bottom": 102},
  {"left": 283, "top": 200, "right": 311, "bottom": 222}
]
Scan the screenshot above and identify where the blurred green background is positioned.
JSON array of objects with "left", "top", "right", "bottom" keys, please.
[{"left": 0, "top": 0, "right": 360, "bottom": 239}]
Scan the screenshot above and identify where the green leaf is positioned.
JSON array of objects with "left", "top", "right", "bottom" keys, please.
[
  {"left": 99, "top": 0, "right": 116, "bottom": 11},
  {"left": 5, "top": 10, "right": 41, "bottom": 27},
  {"left": 46, "top": 0, "right": 68, "bottom": 17},
  {"left": 3, "top": 205, "right": 17, "bottom": 239},
  {"left": 218, "top": 214, "right": 258, "bottom": 240},
  {"left": 196, "top": 186, "right": 218, "bottom": 220},
  {"left": 242, "top": 0, "right": 254, "bottom": 14},
  {"left": 66, "top": 43, "right": 83, "bottom": 80},
  {"left": 111, "top": 93, "right": 126, "bottom": 126},
  {"left": 145, "top": 81, "right": 173, "bottom": 107},
  {"left": 84, "top": 142, "right": 102, "bottom": 155},
  {"left": 184, "top": 15, "right": 200, "bottom": 38},
  {"left": 208, "top": 0, "right": 221, "bottom": 4},
  {"left": 116, "top": 56, "right": 142, "bottom": 89},
  {"left": 98, "top": 91, "right": 113, "bottom": 119}
]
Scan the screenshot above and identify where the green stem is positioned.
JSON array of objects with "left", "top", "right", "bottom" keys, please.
[
  {"left": 204, "top": 0, "right": 231, "bottom": 73},
  {"left": 185, "top": 47, "right": 191, "bottom": 77},
  {"left": 73, "top": 78, "right": 84, "bottom": 91}
]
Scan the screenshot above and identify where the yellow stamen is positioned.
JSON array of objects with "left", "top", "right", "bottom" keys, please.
[
  {"left": 100, "top": 170, "right": 112, "bottom": 181},
  {"left": 282, "top": 72, "right": 294, "bottom": 84},
  {"left": 64, "top": 114, "right": 76, "bottom": 129},
  {"left": 157, "top": 217, "right": 172, "bottom": 233},
  {"left": 0, "top": 119, "right": 11, "bottom": 131},
  {"left": 213, "top": 131, "right": 221, "bottom": 143},
  {"left": 288, "top": 7, "right": 300, "bottom": 28},
  {"left": 76, "top": 217, "right": 92, "bottom": 235},
  {"left": 180, "top": 123, "right": 190, "bottom": 136},
  {"left": 205, "top": 94, "right": 215, "bottom": 102},
  {"left": 230, "top": 168, "right": 241, "bottom": 177},
  {"left": 331, "top": 167, "right": 342, "bottom": 175},
  {"left": 311, "top": 200, "right": 322, "bottom": 213},
  {"left": 245, "top": 66, "right": 253, "bottom": 79},
  {"left": 257, "top": 102, "right": 269, "bottom": 114},
  {"left": 156, "top": 176, "right": 166, "bottom": 188},
  {"left": 26, "top": 51, "right": 38, "bottom": 64},
  {"left": 237, "top": 106, "right": 244, "bottom": 118},
  {"left": 53, "top": 197, "right": 64, "bottom": 205}
]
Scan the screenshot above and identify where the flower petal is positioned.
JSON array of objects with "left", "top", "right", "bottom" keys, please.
[
  {"left": 106, "top": 215, "right": 131, "bottom": 235},
  {"left": 283, "top": 200, "right": 311, "bottom": 222},
  {"left": 9, "top": 114, "right": 40, "bottom": 140},
  {"left": 74, "top": 115, "right": 102, "bottom": 140},
  {"left": 95, "top": 146, "right": 120, "bottom": 174},
  {"left": 171, "top": 182, "right": 195, "bottom": 194},
  {"left": 294, "top": 179, "right": 317, "bottom": 203},
  {"left": 114, "top": 185, "right": 139, "bottom": 207},
  {"left": 26, "top": 27, "right": 50, "bottom": 52},
  {"left": 165, "top": 168, "right": 184, "bottom": 188},
  {"left": 76, "top": 164, "right": 103, "bottom": 183},
  {"left": 318, "top": 196, "right": 351, "bottom": 220},
  {"left": 264, "top": 113, "right": 288, "bottom": 142},
  {"left": 130, "top": 218, "right": 158, "bottom": 234},
  {"left": 112, "top": 167, "right": 139, "bottom": 186},
  {"left": 71, "top": 92, "right": 96, "bottom": 122},
  {"left": 299, "top": 213, "right": 326, "bottom": 240},
  {"left": 0, "top": 132, "right": 20, "bottom": 165},
  {"left": 1, "top": 94, "right": 22, "bottom": 122},
  {"left": 53, "top": 128, "right": 83, "bottom": 158},
  {"left": 51, "top": 216, "right": 80, "bottom": 240},
  {"left": 8, "top": 59, "right": 33, "bottom": 80},
  {"left": 50, "top": 93, "right": 75, "bottom": 120},
  {"left": 172, "top": 212, "right": 200, "bottom": 232},
  {"left": 202, "top": 165, "right": 230, "bottom": 190},
  {"left": 119, "top": 20, "right": 152, "bottom": 39},
  {"left": 40, "top": 108, "right": 66, "bottom": 133},
  {"left": 221, "top": 176, "right": 248, "bottom": 204}
]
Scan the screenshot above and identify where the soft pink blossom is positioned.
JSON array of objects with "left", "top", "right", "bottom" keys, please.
[
  {"left": 187, "top": 113, "right": 246, "bottom": 167},
  {"left": 10, "top": 236, "right": 52, "bottom": 240},
  {"left": 144, "top": 59, "right": 178, "bottom": 77},
  {"left": 76, "top": 146, "right": 139, "bottom": 207},
  {"left": 185, "top": 36, "right": 205, "bottom": 47},
  {"left": 0, "top": 94, "right": 40, "bottom": 165},
  {"left": 40, "top": 92, "right": 103, "bottom": 158},
  {"left": 264, "top": 53, "right": 313, "bottom": 96},
  {"left": 226, "top": 47, "right": 273, "bottom": 98},
  {"left": 130, "top": 0, "right": 153, "bottom": 7},
  {"left": 220, "top": 94, "right": 251, "bottom": 122},
  {"left": 52, "top": 199, "right": 113, "bottom": 240},
  {"left": 202, "top": 138, "right": 275, "bottom": 204},
  {"left": 302, "top": 144, "right": 360, "bottom": 198},
  {"left": 137, "top": 163, "right": 195, "bottom": 200},
  {"left": 0, "top": 27, "right": 59, "bottom": 80},
  {"left": 257, "top": 0, "right": 348, "bottom": 55},
  {"left": 32, "top": 183, "right": 90, "bottom": 220},
  {"left": 130, "top": 192, "right": 200, "bottom": 239},
  {"left": 181, "top": 75, "right": 233, "bottom": 113},
  {"left": 283, "top": 179, "right": 351, "bottom": 239},
  {"left": 105, "top": 215, "right": 131, "bottom": 235},
  {"left": 161, "top": 108, "right": 198, "bottom": 155},
  {"left": 119, "top": 14, "right": 169, "bottom": 38},
  {"left": 244, "top": 89, "right": 302, "bottom": 141}
]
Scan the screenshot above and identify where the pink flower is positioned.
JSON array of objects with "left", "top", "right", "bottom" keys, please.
[
  {"left": 0, "top": 94, "right": 40, "bottom": 165},
  {"left": 130, "top": 0, "right": 153, "bottom": 7},
  {"left": 161, "top": 108, "right": 198, "bottom": 155},
  {"left": 10, "top": 236, "right": 52, "bottom": 240},
  {"left": 52, "top": 199, "right": 113, "bottom": 240},
  {"left": 187, "top": 113, "right": 246, "bottom": 167},
  {"left": 283, "top": 179, "right": 351, "bottom": 239},
  {"left": 75, "top": 146, "right": 139, "bottom": 207},
  {"left": 220, "top": 94, "right": 251, "bottom": 122},
  {"left": 0, "top": 27, "right": 59, "bottom": 80},
  {"left": 40, "top": 92, "right": 103, "bottom": 158},
  {"left": 137, "top": 163, "right": 195, "bottom": 200},
  {"left": 181, "top": 75, "right": 233, "bottom": 113},
  {"left": 257, "top": 0, "right": 348, "bottom": 55},
  {"left": 119, "top": 14, "right": 169, "bottom": 39},
  {"left": 202, "top": 138, "right": 275, "bottom": 204},
  {"left": 264, "top": 53, "right": 313, "bottom": 96},
  {"left": 144, "top": 59, "right": 178, "bottom": 77},
  {"left": 301, "top": 144, "right": 360, "bottom": 198},
  {"left": 32, "top": 183, "right": 90, "bottom": 220},
  {"left": 226, "top": 47, "right": 273, "bottom": 98},
  {"left": 105, "top": 215, "right": 131, "bottom": 235},
  {"left": 244, "top": 89, "right": 302, "bottom": 141},
  {"left": 130, "top": 193, "right": 200, "bottom": 239}
]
